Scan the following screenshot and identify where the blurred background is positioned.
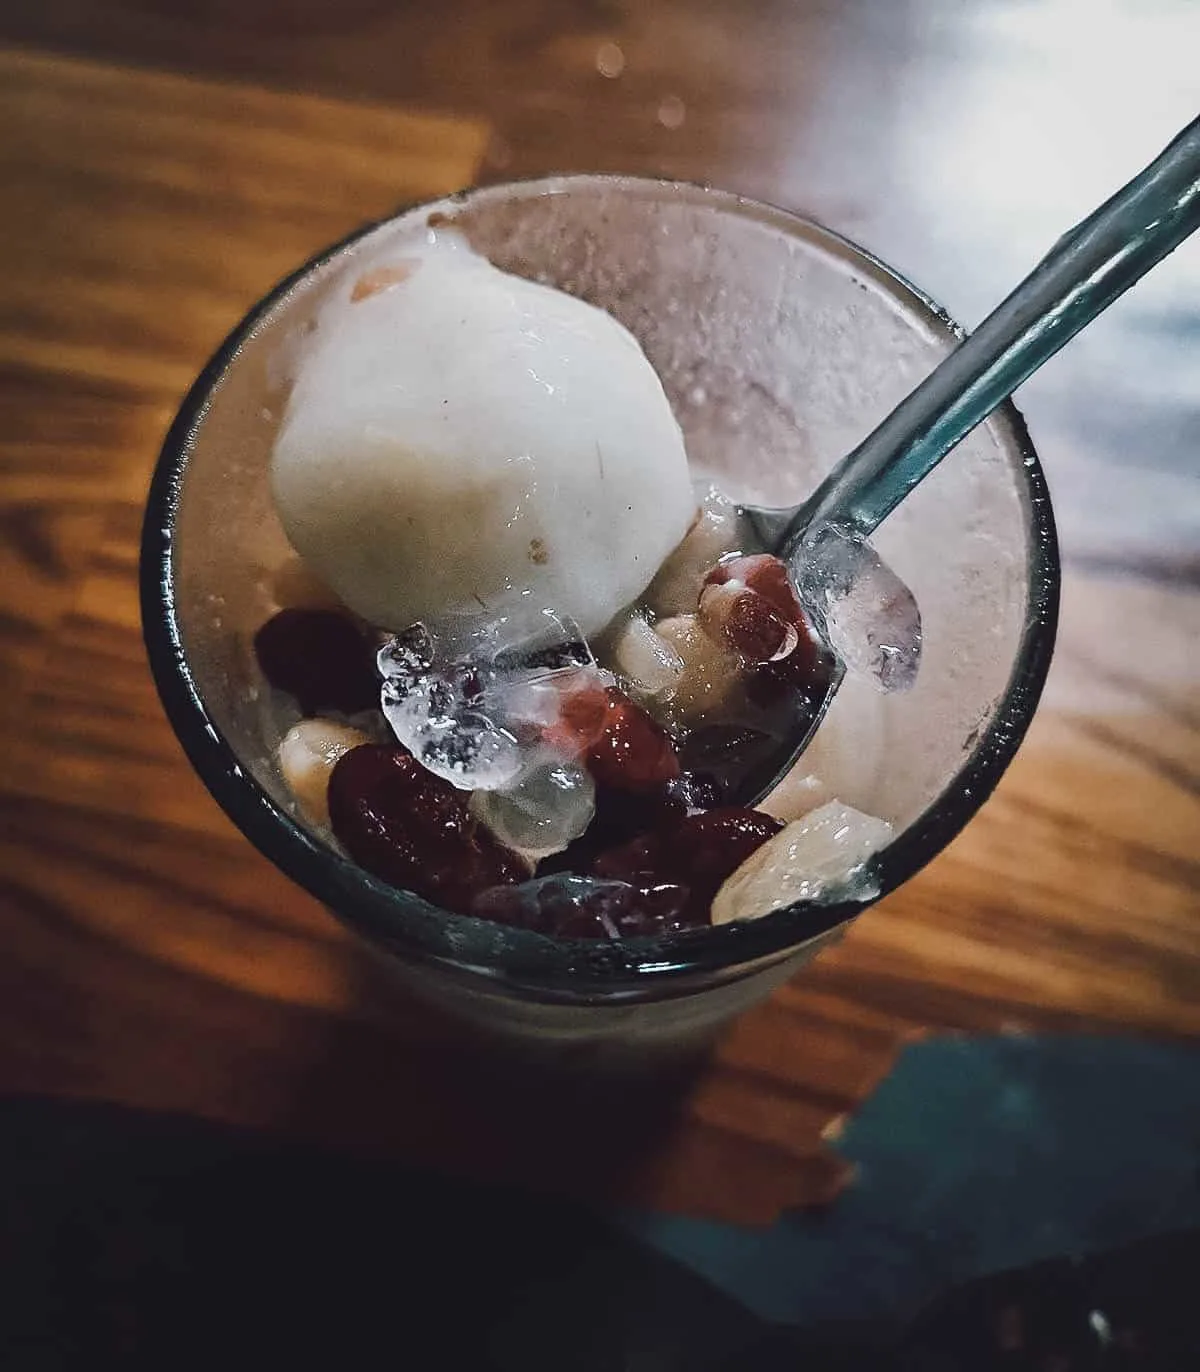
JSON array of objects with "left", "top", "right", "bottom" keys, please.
[{"left": 0, "top": 2, "right": 1197, "bottom": 1367}]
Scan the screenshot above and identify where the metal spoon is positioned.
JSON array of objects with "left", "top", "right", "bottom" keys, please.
[{"left": 734, "top": 113, "right": 1200, "bottom": 806}]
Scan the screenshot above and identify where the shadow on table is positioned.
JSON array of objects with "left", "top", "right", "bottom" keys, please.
[
  {"left": 2, "top": 1095, "right": 1197, "bottom": 1370},
  {"left": 0, "top": 1093, "right": 763, "bottom": 1371}
]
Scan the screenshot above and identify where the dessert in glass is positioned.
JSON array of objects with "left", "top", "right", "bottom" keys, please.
[{"left": 142, "top": 176, "right": 1058, "bottom": 1054}]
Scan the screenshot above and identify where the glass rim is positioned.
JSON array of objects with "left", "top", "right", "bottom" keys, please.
[{"left": 141, "top": 173, "right": 1060, "bottom": 1001}]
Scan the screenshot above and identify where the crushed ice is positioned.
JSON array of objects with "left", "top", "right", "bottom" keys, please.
[
  {"left": 791, "top": 524, "right": 922, "bottom": 693},
  {"left": 378, "top": 610, "right": 603, "bottom": 808},
  {"left": 470, "top": 761, "right": 596, "bottom": 860}
]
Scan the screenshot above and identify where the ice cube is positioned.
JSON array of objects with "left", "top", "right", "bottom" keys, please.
[
  {"left": 483, "top": 620, "right": 607, "bottom": 750},
  {"left": 377, "top": 623, "right": 435, "bottom": 693},
  {"left": 711, "top": 800, "right": 894, "bottom": 924},
  {"left": 470, "top": 761, "right": 596, "bottom": 860},
  {"left": 490, "top": 608, "right": 594, "bottom": 676},
  {"left": 493, "top": 624, "right": 621, "bottom": 758},
  {"left": 381, "top": 671, "right": 524, "bottom": 791},
  {"left": 378, "top": 612, "right": 606, "bottom": 792},
  {"left": 792, "top": 525, "right": 921, "bottom": 693}
]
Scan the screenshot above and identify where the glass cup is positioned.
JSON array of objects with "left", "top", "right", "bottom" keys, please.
[{"left": 142, "top": 176, "right": 1058, "bottom": 1060}]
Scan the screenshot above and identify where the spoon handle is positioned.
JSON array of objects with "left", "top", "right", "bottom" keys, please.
[{"left": 784, "top": 113, "right": 1200, "bottom": 551}]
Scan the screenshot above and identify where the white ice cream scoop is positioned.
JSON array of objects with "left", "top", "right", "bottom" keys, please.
[{"left": 271, "top": 234, "right": 695, "bottom": 645}]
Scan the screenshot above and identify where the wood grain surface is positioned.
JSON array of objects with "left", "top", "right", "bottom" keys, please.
[{"left": 0, "top": 3, "right": 1197, "bottom": 1228}]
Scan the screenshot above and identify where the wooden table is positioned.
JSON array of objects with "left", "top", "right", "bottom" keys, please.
[{"left": 0, "top": 2, "right": 1197, "bottom": 1228}]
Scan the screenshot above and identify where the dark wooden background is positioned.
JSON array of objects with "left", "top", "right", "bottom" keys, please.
[{"left": 0, "top": 0, "right": 1197, "bottom": 1225}]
